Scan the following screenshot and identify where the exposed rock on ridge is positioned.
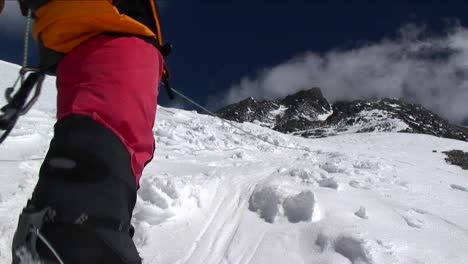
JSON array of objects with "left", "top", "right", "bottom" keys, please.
[{"left": 216, "top": 88, "right": 468, "bottom": 142}]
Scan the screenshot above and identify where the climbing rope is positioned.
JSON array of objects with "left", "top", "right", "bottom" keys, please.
[
  {"left": 170, "top": 88, "right": 311, "bottom": 152},
  {"left": 22, "top": 9, "right": 33, "bottom": 69}
]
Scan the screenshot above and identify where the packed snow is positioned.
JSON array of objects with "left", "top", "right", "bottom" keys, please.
[{"left": 1, "top": 61, "right": 468, "bottom": 264}]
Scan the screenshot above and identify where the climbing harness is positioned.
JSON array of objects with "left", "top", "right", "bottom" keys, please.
[
  {"left": 0, "top": 68, "right": 45, "bottom": 144},
  {"left": 0, "top": 10, "right": 45, "bottom": 145}
]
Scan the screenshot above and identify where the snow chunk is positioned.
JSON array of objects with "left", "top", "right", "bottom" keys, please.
[
  {"left": 138, "top": 182, "right": 170, "bottom": 209},
  {"left": 318, "top": 177, "right": 339, "bottom": 190},
  {"left": 317, "top": 111, "right": 333, "bottom": 121},
  {"left": 334, "top": 236, "right": 372, "bottom": 264},
  {"left": 320, "top": 161, "right": 347, "bottom": 174},
  {"left": 282, "top": 191, "right": 315, "bottom": 223},
  {"left": 355, "top": 206, "right": 369, "bottom": 219},
  {"left": 270, "top": 105, "right": 288, "bottom": 116},
  {"left": 154, "top": 178, "right": 179, "bottom": 200},
  {"left": 289, "top": 168, "right": 314, "bottom": 180}
]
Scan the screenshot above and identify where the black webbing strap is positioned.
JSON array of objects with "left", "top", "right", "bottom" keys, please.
[
  {"left": 0, "top": 70, "right": 45, "bottom": 144},
  {"left": 49, "top": 211, "right": 129, "bottom": 233},
  {"left": 12, "top": 204, "right": 130, "bottom": 264},
  {"left": 12, "top": 207, "right": 52, "bottom": 263}
]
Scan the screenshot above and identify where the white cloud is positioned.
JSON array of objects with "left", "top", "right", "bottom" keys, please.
[
  {"left": 225, "top": 23, "right": 468, "bottom": 124},
  {"left": 0, "top": 1, "right": 26, "bottom": 35}
]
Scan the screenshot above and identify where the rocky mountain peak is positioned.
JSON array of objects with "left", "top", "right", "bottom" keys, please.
[
  {"left": 282, "top": 87, "right": 326, "bottom": 104},
  {"left": 217, "top": 88, "right": 333, "bottom": 132},
  {"left": 216, "top": 88, "right": 468, "bottom": 142}
]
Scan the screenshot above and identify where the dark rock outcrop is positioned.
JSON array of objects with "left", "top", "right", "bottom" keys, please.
[
  {"left": 301, "top": 98, "right": 468, "bottom": 142},
  {"left": 217, "top": 88, "right": 332, "bottom": 133},
  {"left": 443, "top": 150, "right": 468, "bottom": 170},
  {"left": 216, "top": 87, "right": 468, "bottom": 142}
]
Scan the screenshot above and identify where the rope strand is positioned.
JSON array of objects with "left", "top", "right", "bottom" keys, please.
[
  {"left": 32, "top": 228, "right": 65, "bottom": 264},
  {"left": 170, "top": 88, "right": 310, "bottom": 152},
  {"left": 22, "top": 9, "right": 33, "bottom": 68}
]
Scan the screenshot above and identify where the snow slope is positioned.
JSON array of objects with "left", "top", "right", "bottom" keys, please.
[{"left": 1, "top": 61, "right": 468, "bottom": 264}]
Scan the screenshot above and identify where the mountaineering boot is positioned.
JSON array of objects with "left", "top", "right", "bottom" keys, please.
[{"left": 13, "top": 114, "right": 142, "bottom": 264}]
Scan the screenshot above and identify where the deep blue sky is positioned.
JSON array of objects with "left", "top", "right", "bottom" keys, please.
[{"left": 1, "top": 0, "right": 468, "bottom": 111}]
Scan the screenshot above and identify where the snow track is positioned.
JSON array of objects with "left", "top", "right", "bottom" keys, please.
[{"left": 135, "top": 110, "right": 468, "bottom": 264}]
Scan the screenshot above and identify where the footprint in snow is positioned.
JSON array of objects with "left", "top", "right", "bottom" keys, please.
[
  {"left": 334, "top": 236, "right": 373, "bottom": 264},
  {"left": 249, "top": 186, "right": 316, "bottom": 224},
  {"left": 248, "top": 185, "right": 280, "bottom": 223},
  {"left": 348, "top": 180, "right": 371, "bottom": 190},
  {"left": 450, "top": 184, "right": 468, "bottom": 193},
  {"left": 282, "top": 191, "right": 315, "bottom": 223},
  {"left": 318, "top": 177, "right": 339, "bottom": 190},
  {"left": 410, "top": 208, "right": 427, "bottom": 215},
  {"left": 319, "top": 162, "right": 347, "bottom": 174},
  {"left": 403, "top": 216, "right": 424, "bottom": 229},
  {"left": 316, "top": 234, "right": 373, "bottom": 264}
]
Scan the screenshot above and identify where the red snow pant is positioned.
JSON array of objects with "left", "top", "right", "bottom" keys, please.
[
  {"left": 57, "top": 34, "right": 163, "bottom": 184},
  {"left": 13, "top": 35, "right": 163, "bottom": 264}
]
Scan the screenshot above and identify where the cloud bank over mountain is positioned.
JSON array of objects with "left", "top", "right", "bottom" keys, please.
[{"left": 226, "top": 24, "right": 468, "bottom": 124}]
